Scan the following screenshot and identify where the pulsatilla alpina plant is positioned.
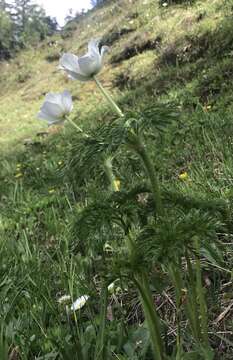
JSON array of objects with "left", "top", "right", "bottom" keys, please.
[{"left": 37, "top": 38, "right": 223, "bottom": 360}]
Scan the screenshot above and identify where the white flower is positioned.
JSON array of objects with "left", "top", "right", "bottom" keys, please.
[
  {"left": 70, "top": 295, "right": 89, "bottom": 311},
  {"left": 59, "top": 39, "right": 109, "bottom": 81},
  {"left": 108, "top": 279, "right": 121, "bottom": 294},
  {"left": 57, "top": 295, "right": 71, "bottom": 304},
  {"left": 108, "top": 282, "right": 115, "bottom": 294},
  {"left": 37, "top": 90, "right": 73, "bottom": 125}
]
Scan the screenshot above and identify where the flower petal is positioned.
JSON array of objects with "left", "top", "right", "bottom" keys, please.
[
  {"left": 71, "top": 295, "right": 89, "bottom": 311},
  {"left": 60, "top": 53, "right": 85, "bottom": 75},
  {"left": 65, "top": 69, "right": 90, "bottom": 81},
  {"left": 88, "top": 39, "right": 100, "bottom": 56},
  {"left": 61, "top": 90, "right": 73, "bottom": 112},
  {"left": 78, "top": 54, "right": 101, "bottom": 77},
  {"left": 41, "top": 102, "right": 63, "bottom": 118},
  {"left": 45, "top": 92, "right": 62, "bottom": 105},
  {"left": 37, "top": 110, "right": 61, "bottom": 124}
]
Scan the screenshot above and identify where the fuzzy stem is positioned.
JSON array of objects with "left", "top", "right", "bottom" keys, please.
[
  {"left": 93, "top": 76, "right": 124, "bottom": 118},
  {"left": 94, "top": 282, "right": 108, "bottom": 360},
  {"left": 66, "top": 118, "right": 89, "bottom": 139},
  {"left": 134, "top": 272, "right": 164, "bottom": 360},
  {"left": 125, "top": 231, "right": 135, "bottom": 256},
  {"left": 103, "top": 158, "right": 119, "bottom": 192},
  {"left": 185, "top": 252, "right": 201, "bottom": 342},
  {"left": 194, "top": 237, "right": 211, "bottom": 350},
  {"left": 128, "top": 132, "right": 163, "bottom": 217},
  {"left": 168, "top": 264, "right": 184, "bottom": 357}
]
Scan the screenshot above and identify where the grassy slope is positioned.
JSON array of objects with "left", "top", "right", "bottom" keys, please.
[
  {"left": 1, "top": 0, "right": 232, "bottom": 153},
  {"left": 0, "top": 0, "right": 233, "bottom": 358}
]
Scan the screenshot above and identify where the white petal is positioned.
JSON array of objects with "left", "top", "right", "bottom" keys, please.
[
  {"left": 88, "top": 39, "right": 100, "bottom": 56},
  {"left": 37, "top": 110, "right": 60, "bottom": 124},
  {"left": 60, "top": 53, "right": 85, "bottom": 75},
  {"left": 78, "top": 54, "right": 101, "bottom": 77},
  {"left": 45, "top": 92, "right": 62, "bottom": 105},
  {"left": 108, "top": 282, "right": 115, "bottom": 293},
  {"left": 70, "top": 295, "right": 89, "bottom": 311},
  {"left": 65, "top": 69, "right": 90, "bottom": 81},
  {"left": 41, "top": 102, "right": 63, "bottom": 118},
  {"left": 61, "top": 90, "right": 73, "bottom": 112}
]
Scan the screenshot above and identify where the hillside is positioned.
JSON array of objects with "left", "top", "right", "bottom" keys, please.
[
  {"left": 1, "top": 0, "right": 233, "bottom": 153},
  {"left": 0, "top": 0, "right": 233, "bottom": 359}
]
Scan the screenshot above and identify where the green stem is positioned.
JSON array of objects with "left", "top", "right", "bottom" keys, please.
[
  {"left": 103, "top": 158, "right": 119, "bottom": 192},
  {"left": 168, "top": 264, "right": 183, "bottom": 358},
  {"left": 185, "top": 252, "right": 201, "bottom": 342},
  {"left": 66, "top": 117, "right": 89, "bottom": 137},
  {"left": 133, "top": 272, "right": 164, "bottom": 360},
  {"left": 129, "top": 133, "right": 163, "bottom": 217},
  {"left": 94, "top": 283, "right": 108, "bottom": 360},
  {"left": 93, "top": 76, "right": 124, "bottom": 118},
  {"left": 194, "top": 237, "right": 211, "bottom": 349},
  {"left": 125, "top": 231, "right": 135, "bottom": 256}
]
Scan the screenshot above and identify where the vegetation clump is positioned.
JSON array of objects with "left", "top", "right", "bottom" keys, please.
[{"left": 0, "top": 0, "right": 233, "bottom": 359}]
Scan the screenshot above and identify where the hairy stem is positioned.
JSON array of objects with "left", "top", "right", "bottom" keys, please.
[
  {"left": 94, "top": 282, "right": 108, "bottom": 360},
  {"left": 194, "top": 237, "right": 211, "bottom": 351},
  {"left": 66, "top": 117, "right": 89, "bottom": 139},
  {"left": 128, "top": 132, "right": 163, "bottom": 217},
  {"left": 134, "top": 272, "right": 164, "bottom": 360},
  {"left": 93, "top": 76, "right": 124, "bottom": 118},
  {"left": 168, "top": 263, "right": 184, "bottom": 357},
  {"left": 103, "top": 158, "right": 119, "bottom": 192},
  {"left": 185, "top": 252, "right": 201, "bottom": 342}
]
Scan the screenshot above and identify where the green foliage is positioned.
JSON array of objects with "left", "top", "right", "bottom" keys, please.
[
  {"left": 10, "top": 0, "right": 57, "bottom": 45},
  {"left": 0, "top": 0, "right": 58, "bottom": 59},
  {"left": 159, "top": 0, "right": 195, "bottom": 5},
  {"left": 0, "top": 9, "right": 14, "bottom": 59},
  {"left": 61, "top": 21, "right": 78, "bottom": 39}
]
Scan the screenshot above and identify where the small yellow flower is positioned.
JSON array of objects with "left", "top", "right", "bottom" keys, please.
[
  {"left": 58, "top": 161, "right": 63, "bottom": 165},
  {"left": 48, "top": 188, "right": 55, "bottom": 194},
  {"left": 15, "top": 173, "right": 23, "bottom": 179},
  {"left": 114, "top": 179, "right": 121, "bottom": 191},
  {"left": 179, "top": 172, "right": 188, "bottom": 180}
]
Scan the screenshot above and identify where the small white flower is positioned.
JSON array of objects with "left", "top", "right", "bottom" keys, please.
[
  {"left": 59, "top": 39, "right": 109, "bottom": 81},
  {"left": 70, "top": 295, "right": 89, "bottom": 311},
  {"left": 108, "top": 282, "right": 115, "bottom": 294},
  {"left": 37, "top": 90, "right": 73, "bottom": 125},
  {"left": 103, "top": 242, "right": 113, "bottom": 252},
  {"left": 57, "top": 295, "right": 71, "bottom": 304}
]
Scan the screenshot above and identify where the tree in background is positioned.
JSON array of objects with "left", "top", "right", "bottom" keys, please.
[
  {"left": 0, "top": 0, "right": 58, "bottom": 59},
  {"left": 0, "top": 8, "right": 14, "bottom": 59},
  {"left": 9, "top": 0, "right": 58, "bottom": 44}
]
